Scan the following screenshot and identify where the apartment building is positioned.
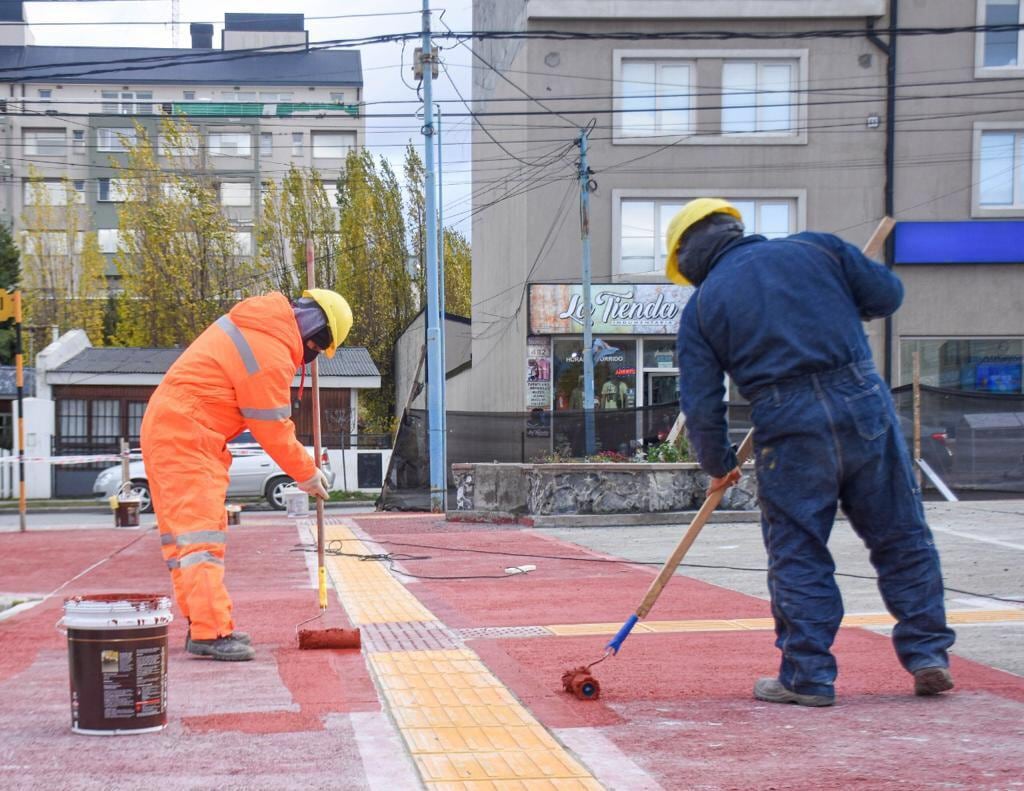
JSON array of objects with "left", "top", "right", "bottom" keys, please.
[
  {"left": 0, "top": 4, "right": 363, "bottom": 286},
  {"left": 455, "top": 0, "right": 1022, "bottom": 437}
]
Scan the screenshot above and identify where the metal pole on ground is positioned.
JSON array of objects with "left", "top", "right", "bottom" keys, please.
[
  {"left": 306, "top": 239, "right": 326, "bottom": 607},
  {"left": 420, "top": 0, "right": 446, "bottom": 512},
  {"left": 14, "top": 290, "right": 26, "bottom": 532},
  {"left": 577, "top": 130, "right": 596, "bottom": 456}
]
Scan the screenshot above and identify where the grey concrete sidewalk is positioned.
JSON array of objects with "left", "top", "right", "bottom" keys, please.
[{"left": 538, "top": 500, "right": 1024, "bottom": 678}]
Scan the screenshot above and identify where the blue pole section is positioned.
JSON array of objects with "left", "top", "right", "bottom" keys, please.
[
  {"left": 578, "top": 130, "right": 596, "bottom": 455},
  {"left": 436, "top": 103, "right": 448, "bottom": 496},
  {"left": 421, "top": 0, "right": 446, "bottom": 512}
]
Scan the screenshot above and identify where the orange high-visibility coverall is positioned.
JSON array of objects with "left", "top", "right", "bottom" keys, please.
[{"left": 140, "top": 293, "right": 317, "bottom": 640}]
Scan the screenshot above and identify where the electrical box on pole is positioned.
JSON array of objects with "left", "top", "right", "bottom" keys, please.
[{"left": 413, "top": 46, "right": 440, "bottom": 80}]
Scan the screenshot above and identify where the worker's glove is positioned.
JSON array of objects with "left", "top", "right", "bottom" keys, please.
[
  {"left": 706, "top": 467, "right": 742, "bottom": 499},
  {"left": 296, "top": 469, "right": 330, "bottom": 500}
]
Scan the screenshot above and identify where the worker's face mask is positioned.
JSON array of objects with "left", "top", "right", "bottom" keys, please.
[{"left": 293, "top": 298, "right": 331, "bottom": 364}]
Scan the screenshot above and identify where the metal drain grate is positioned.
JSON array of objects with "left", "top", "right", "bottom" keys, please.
[{"left": 455, "top": 626, "right": 553, "bottom": 641}]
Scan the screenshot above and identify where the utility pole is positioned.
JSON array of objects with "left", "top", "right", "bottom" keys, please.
[
  {"left": 436, "top": 104, "right": 447, "bottom": 477},
  {"left": 419, "top": 0, "right": 446, "bottom": 512},
  {"left": 13, "top": 290, "right": 26, "bottom": 531},
  {"left": 577, "top": 130, "right": 596, "bottom": 455}
]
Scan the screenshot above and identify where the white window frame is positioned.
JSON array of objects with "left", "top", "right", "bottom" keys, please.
[
  {"left": 612, "top": 48, "right": 808, "bottom": 146},
  {"left": 97, "top": 228, "right": 120, "bottom": 254},
  {"left": 615, "top": 57, "right": 696, "bottom": 140},
  {"left": 23, "top": 179, "right": 83, "bottom": 206},
  {"left": 23, "top": 128, "right": 66, "bottom": 157},
  {"left": 97, "top": 178, "right": 129, "bottom": 202},
  {"left": 158, "top": 132, "right": 199, "bottom": 157},
  {"left": 97, "top": 127, "right": 137, "bottom": 153},
  {"left": 259, "top": 132, "right": 273, "bottom": 156},
  {"left": 232, "top": 230, "right": 253, "bottom": 256},
  {"left": 221, "top": 91, "right": 257, "bottom": 103},
  {"left": 329, "top": 92, "right": 346, "bottom": 103},
  {"left": 311, "top": 131, "right": 355, "bottom": 159},
  {"left": 976, "top": 0, "right": 1024, "bottom": 77},
  {"left": 259, "top": 91, "right": 293, "bottom": 102},
  {"left": 611, "top": 187, "right": 806, "bottom": 281},
  {"left": 972, "top": 122, "right": 1024, "bottom": 216},
  {"left": 721, "top": 59, "right": 799, "bottom": 136},
  {"left": 101, "top": 90, "right": 153, "bottom": 115},
  {"left": 220, "top": 182, "right": 252, "bottom": 207},
  {"left": 208, "top": 132, "right": 252, "bottom": 157},
  {"left": 291, "top": 132, "right": 304, "bottom": 156},
  {"left": 72, "top": 129, "right": 86, "bottom": 151}
]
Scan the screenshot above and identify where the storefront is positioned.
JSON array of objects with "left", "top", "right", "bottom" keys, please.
[{"left": 526, "top": 283, "right": 693, "bottom": 454}]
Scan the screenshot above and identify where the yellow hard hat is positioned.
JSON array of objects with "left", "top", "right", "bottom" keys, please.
[
  {"left": 664, "top": 199, "right": 743, "bottom": 285},
  {"left": 302, "top": 289, "right": 352, "bottom": 357}
]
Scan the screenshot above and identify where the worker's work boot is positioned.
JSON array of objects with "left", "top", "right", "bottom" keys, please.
[
  {"left": 185, "top": 627, "right": 250, "bottom": 651},
  {"left": 753, "top": 677, "right": 834, "bottom": 707},
  {"left": 187, "top": 635, "right": 255, "bottom": 662},
  {"left": 913, "top": 666, "right": 954, "bottom": 696}
]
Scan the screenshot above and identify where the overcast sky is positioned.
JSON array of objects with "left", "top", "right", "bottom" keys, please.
[{"left": 24, "top": 0, "right": 476, "bottom": 233}]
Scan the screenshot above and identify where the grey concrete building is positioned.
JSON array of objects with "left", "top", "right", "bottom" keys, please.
[
  {"left": 451, "top": 0, "right": 1022, "bottom": 448},
  {"left": 0, "top": 4, "right": 362, "bottom": 288}
]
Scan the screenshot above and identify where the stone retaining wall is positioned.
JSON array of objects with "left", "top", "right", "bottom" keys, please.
[{"left": 451, "top": 462, "right": 757, "bottom": 520}]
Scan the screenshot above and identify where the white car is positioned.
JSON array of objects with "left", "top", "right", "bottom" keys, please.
[{"left": 93, "top": 432, "right": 334, "bottom": 513}]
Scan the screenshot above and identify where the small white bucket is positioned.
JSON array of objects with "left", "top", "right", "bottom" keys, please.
[
  {"left": 61, "top": 594, "right": 173, "bottom": 735},
  {"left": 282, "top": 485, "right": 310, "bottom": 517}
]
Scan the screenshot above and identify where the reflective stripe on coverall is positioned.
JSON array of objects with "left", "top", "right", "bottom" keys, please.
[
  {"left": 141, "top": 293, "right": 317, "bottom": 641},
  {"left": 676, "top": 233, "right": 955, "bottom": 698}
]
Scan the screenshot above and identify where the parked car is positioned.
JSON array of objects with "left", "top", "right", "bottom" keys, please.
[{"left": 93, "top": 431, "right": 334, "bottom": 513}]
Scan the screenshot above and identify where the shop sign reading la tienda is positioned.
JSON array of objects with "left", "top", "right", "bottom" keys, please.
[{"left": 528, "top": 284, "right": 695, "bottom": 335}]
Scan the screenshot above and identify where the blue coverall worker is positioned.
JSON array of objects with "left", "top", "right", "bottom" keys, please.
[{"left": 666, "top": 199, "right": 955, "bottom": 706}]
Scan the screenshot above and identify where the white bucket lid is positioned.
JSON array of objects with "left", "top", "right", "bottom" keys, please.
[{"left": 63, "top": 594, "right": 173, "bottom": 630}]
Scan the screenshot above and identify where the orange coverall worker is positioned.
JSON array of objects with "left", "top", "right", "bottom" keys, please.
[{"left": 140, "top": 293, "right": 317, "bottom": 641}]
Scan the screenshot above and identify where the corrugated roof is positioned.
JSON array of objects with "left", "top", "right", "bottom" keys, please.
[
  {"left": 0, "top": 45, "right": 362, "bottom": 86},
  {"left": 52, "top": 346, "right": 379, "bottom": 378}
]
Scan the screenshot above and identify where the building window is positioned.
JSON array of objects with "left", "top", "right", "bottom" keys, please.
[
  {"left": 221, "top": 91, "right": 257, "bottom": 102},
  {"left": 722, "top": 60, "right": 796, "bottom": 134},
  {"left": 978, "top": 130, "right": 1023, "bottom": 206},
  {"left": 158, "top": 132, "right": 199, "bottom": 157},
  {"left": 97, "top": 127, "right": 137, "bottom": 152},
  {"left": 97, "top": 228, "right": 120, "bottom": 254},
  {"left": 37, "top": 88, "right": 52, "bottom": 103},
  {"left": 619, "top": 59, "right": 693, "bottom": 137},
  {"left": 23, "top": 179, "right": 83, "bottom": 206},
  {"left": 329, "top": 92, "right": 346, "bottom": 103},
  {"left": 208, "top": 132, "right": 251, "bottom": 157},
  {"left": 901, "top": 338, "right": 1023, "bottom": 393},
  {"left": 983, "top": 0, "right": 1023, "bottom": 67},
  {"left": 23, "top": 128, "right": 66, "bottom": 156},
  {"left": 97, "top": 178, "right": 129, "bottom": 202},
  {"left": 127, "top": 401, "right": 147, "bottom": 440},
  {"left": 618, "top": 197, "right": 794, "bottom": 275},
  {"left": 233, "top": 230, "right": 253, "bottom": 256},
  {"left": 91, "top": 399, "right": 121, "bottom": 441},
  {"left": 59, "top": 399, "right": 88, "bottom": 441},
  {"left": 311, "top": 131, "right": 355, "bottom": 158},
  {"left": 260, "top": 132, "right": 273, "bottom": 156},
  {"left": 183, "top": 90, "right": 196, "bottom": 101},
  {"left": 552, "top": 339, "right": 637, "bottom": 413},
  {"left": 101, "top": 90, "right": 153, "bottom": 115},
  {"left": 259, "top": 91, "right": 293, "bottom": 102},
  {"left": 220, "top": 182, "right": 252, "bottom": 207},
  {"left": 291, "top": 132, "right": 304, "bottom": 156},
  {"left": 72, "top": 129, "right": 85, "bottom": 150}
]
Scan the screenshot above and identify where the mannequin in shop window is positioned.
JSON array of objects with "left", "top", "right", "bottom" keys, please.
[{"left": 600, "top": 377, "right": 629, "bottom": 409}]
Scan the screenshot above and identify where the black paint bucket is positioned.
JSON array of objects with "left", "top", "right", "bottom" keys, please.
[{"left": 62, "top": 594, "right": 173, "bottom": 735}]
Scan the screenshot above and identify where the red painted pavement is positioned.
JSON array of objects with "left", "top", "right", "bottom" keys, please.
[{"left": 0, "top": 521, "right": 378, "bottom": 790}]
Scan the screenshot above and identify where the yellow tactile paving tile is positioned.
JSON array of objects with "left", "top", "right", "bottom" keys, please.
[
  {"left": 319, "top": 522, "right": 436, "bottom": 624},
  {"left": 426, "top": 778, "right": 605, "bottom": 790},
  {"left": 545, "top": 622, "right": 655, "bottom": 636},
  {"left": 543, "top": 610, "right": 1023, "bottom": 638},
  {"left": 370, "top": 649, "right": 597, "bottom": 786}
]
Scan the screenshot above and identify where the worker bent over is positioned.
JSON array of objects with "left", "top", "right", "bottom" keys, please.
[
  {"left": 667, "top": 199, "right": 955, "bottom": 706},
  {"left": 141, "top": 290, "right": 352, "bottom": 661}
]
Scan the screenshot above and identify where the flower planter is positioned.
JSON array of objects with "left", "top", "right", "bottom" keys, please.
[{"left": 451, "top": 462, "right": 757, "bottom": 521}]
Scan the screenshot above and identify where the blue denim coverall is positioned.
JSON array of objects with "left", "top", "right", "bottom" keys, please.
[{"left": 676, "top": 232, "right": 955, "bottom": 698}]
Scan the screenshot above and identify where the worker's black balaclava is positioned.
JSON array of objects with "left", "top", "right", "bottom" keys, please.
[
  {"left": 676, "top": 213, "right": 745, "bottom": 287},
  {"left": 292, "top": 297, "right": 331, "bottom": 364}
]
